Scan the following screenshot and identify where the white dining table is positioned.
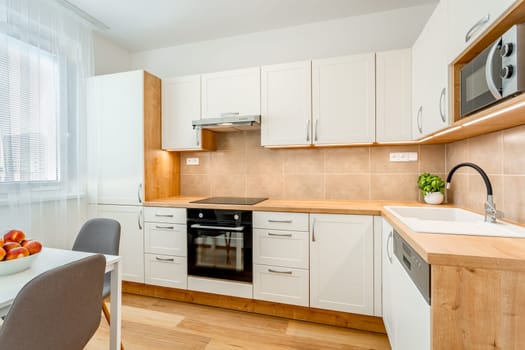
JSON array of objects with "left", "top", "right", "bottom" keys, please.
[{"left": 0, "top": 247, "right": 122, "bottom": 350}]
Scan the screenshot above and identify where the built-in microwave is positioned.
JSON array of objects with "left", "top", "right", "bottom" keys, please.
[{"left": 461, "top": 23, "right": 525, "bottom": 117}]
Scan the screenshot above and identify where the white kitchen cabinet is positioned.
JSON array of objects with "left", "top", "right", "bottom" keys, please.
[
  {"left": 143, "top": 206, "right": 187, "bottom": 289},
  {"left": 253, "top": 211, "right": 310, "bottom": 307},
  {"left": 448, "top": 0, "right": 516, "bottom": 61},
  {"left": 261, "top": 61, "right": 312, "bottom": 147},
  {"left": 201, "top": 67, "right": 260, "bottom": 118},
  {"left": 89, "top": 204, "right": 145, "bottom": 283},
  {"left": 162, "top": 75, "right": 214, "bottom": 151},
  {"left": 310, "top": 214, "right": 374, "bottom": 315},
  {"left": 376, "top": 49, "right": 412, "bottom": 142},
  {"left": 381, "top": 218, "right": 395, "bottom": 343},
  {"left": 312, "top": 53, "right": 375, "bottom": 144},
  {"left": 412, "top": 1, "right": 450, "bottom": 139},
  {"left": 87, "top": 70, "right": 145, "bottom": 205}
]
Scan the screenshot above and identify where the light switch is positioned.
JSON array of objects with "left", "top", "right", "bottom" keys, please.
[{"left": 186, "top": 157, "right": 199, "bottom": 165}]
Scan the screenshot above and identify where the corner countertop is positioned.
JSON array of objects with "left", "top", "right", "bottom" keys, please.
[{"left": 145, "top": 196, "right": 525, "bottom": 271}]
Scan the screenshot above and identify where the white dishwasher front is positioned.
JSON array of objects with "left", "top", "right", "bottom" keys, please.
[{"left": 391, "top": 231, "right": 431, "bottom": 350}]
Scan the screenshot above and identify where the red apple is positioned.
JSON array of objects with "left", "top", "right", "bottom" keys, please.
[
  {"left": 2, "top": 242, "right": 21, "bottom": 252},
  {"left": 5, "top": 247, "right": 29, "bottom": 260},
  {"left": 21, "top": 240, "right": 42, "bottom": 255},
  {"left": 0, "top": 247, "right": 5, "bottom": 261},
  {"left": 4, "top": 229, "right": 26, "bottom": 243}
]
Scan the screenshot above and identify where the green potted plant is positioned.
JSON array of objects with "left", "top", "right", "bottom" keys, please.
[{"left": 417, "top": 173, "right": 445, "bottom": 204}]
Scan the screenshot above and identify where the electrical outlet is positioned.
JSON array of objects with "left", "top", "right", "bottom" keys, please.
[
  {"left": 186, "top": 157, "right": 199, "bottom": 165},
  {"left": 389, "top": 152, "right": 418, "bottom": 162}
]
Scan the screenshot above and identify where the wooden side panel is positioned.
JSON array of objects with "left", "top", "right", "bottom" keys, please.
[
  {"left": 432, "top": 265, "right": 525, "bottom": 350},
  {"left": 143, "top": 72, "right": 180, "bottom": 201},
  {"left": 123, "top": 282, "right": 386, "bottom": 334}
]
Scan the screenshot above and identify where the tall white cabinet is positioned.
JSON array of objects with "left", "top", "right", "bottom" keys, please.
[
  {"left": 312, "top": 54, "right": 376, "bottom": 144},
  {"left": 309, "top": 214, "right": 374, "bottom": 315}
]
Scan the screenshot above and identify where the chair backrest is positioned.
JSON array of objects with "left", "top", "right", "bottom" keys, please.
[
  {"left": 0, "top": 254, "right": 106, "bottom": 350},
  {"left": 72, "top": 218, "right": 121, "bottom": 256}
]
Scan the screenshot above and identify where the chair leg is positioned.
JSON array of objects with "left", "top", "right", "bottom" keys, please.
[{"left": 102, "top": 299, "right": 125, "bottom": 350}]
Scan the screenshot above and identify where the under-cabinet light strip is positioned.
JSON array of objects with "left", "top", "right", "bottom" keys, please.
[{"left": 462, "top": 100, "right": 525, "bottom": 127}]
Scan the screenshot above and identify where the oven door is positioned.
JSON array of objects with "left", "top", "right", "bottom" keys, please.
[
  {"left": 461, "top": 39, "right": 502, "bottom": 117},
  {"left": 188, "top": 223, "right": 252, "bottom": 282}
]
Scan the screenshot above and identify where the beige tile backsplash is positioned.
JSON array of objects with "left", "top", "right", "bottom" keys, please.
[{"left": 180, "top": 131, "right": 445, "bottom": 202}]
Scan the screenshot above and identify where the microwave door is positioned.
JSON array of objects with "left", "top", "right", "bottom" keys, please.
[{"left": 460, "top": 40, "right": 502, "bottom": 117}]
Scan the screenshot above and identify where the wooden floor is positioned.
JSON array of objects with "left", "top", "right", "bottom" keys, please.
[{"left": 85, "top": 293, "right": 391, "bottom": 350}]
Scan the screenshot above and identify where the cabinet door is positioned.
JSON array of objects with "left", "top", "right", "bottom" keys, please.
[
  {"left": 312, "top": 53, "right": 375, "bottom": 144},
  {"left": 90, "top": 204, "right": 145, "bottom": 283},
  {"left": 253, "top": 229, "right": 309, "bottom": 269},
  {"left": 376, "top": 49, "right": 412, "bottom": 142},
  {"left": 253, "top": 264, "right": 309, "bottom": 306},
  {"left": 261, "top": 61, "right": 312, "bottom": 146},
  {"left": 89, "top": 71, "right": 144, "bottom": 205},
  {"left": 145, "top": 254, "right": 187, "bottom": 289},
  {"left": 310, "top": 214, "right": 374, "bottom": 315},
  {"left": 144, "top": 223, "right": 187, "bottom": 256},
  {"left": 162, "top": 75, "right": 203, "bottom": 150},
  {"left": 381, "top": 219, "right": 395, "bottom": 345},
  {"left": 201, "top": 67, "right": 260, "bottom": 118}
]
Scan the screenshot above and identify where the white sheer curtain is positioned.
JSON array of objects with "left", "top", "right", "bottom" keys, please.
[{"left": 0, "top": 0, "right": 93, "bottom": 248}]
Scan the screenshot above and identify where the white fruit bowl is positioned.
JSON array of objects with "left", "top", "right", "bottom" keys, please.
[{"left": 0, "top": 253, "right": 40, "bottom": 276}]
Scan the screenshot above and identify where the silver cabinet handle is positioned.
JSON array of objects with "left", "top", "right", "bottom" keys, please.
[
  {"left": 417, "top": 106, "right": 423, "bottom": 134},
  {"left": 155, "top": 213, "right": 174, "bottom": 218},
  {"left": 386, "top": 230, "right": 393, "bottom": 264},
  {"left": 465, "top": 14, "right": 490, "bottom": 43},
  {"left": 268, "top": 219, "right": 292, "bottom": 223},
  {"left": 439, "top": 87, "right": 446, "bottom": 123},
  {"left": 191, "top": 223, "right": 245, "bottom": 231},
  {"left": 268, "top": 268, "right": 293, "bottom": 274},
  {"left": 138, "top": 209, "right": 143, "bottom": 230},
  {"left": 268, "top": 232, "right": 293, "bottom": 237},
  {"left": 220, "top": 112, "right": 240, "bottom": 116},
  {"left": 155, "top": 256, "right": 175, "bottom": 262},
  {"left": 137, "top": 183, "right": 143, "bottom": 204},
  {"left": 155, "top": 225, "right": 174, "bottom": 230},
  {"left": 306, "top": 118, "right": 310, "bottom": 142},
  {"left": 314, "top": 119, "right": 319, "bottom": 142},
  {"left": 312, "top": 217, "right": 316, "bottom": 242}
]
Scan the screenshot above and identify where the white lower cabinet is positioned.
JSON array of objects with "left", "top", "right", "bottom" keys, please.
[
  {"left": 88, "top": 204, "right": 145, "bottom": 283},
  {"left": 310, "top": 214, "right": 374, "bottom": 315},
  {"left": 253, "top": 212, "right": 310, "bottom": 306},
  {"left": 143, "top": 207, "right": 187, "bottom": 289}
]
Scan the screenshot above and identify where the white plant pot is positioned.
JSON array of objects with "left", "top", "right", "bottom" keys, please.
[{"left": 424, "top": 192, "right": 444, "bottom": 205}]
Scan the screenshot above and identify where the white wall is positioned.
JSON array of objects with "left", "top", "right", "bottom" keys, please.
[
  {"left": 93, "top": 32, "right": 133, "bottom": 75},
  {"left": 131, "top": 4, "right": 435, "bottom": 78}
]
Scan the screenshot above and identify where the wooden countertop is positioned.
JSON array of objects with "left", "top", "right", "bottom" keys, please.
[{"left": 145, "top": 197, "right": 525, "bottom": 271}]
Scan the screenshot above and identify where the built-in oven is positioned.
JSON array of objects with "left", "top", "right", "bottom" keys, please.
[
  {"left": 461, "top": 23, "right": 525, "bottom": 117},
  {"left": 187, "top": 208, "right": 252, "bottom": 283}
]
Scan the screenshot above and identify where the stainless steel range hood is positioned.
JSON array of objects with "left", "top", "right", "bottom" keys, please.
[{"left": 192, "top": 114, "right": 261, "bottom": 132}]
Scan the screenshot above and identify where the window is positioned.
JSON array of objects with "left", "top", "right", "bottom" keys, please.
[{"left": 0, "top": 33, "right": 59, "bottom": 183}]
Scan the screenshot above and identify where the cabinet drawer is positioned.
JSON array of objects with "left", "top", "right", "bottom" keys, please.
[
  {"left": 144, "top": 207, "right": 186, "bottom": 224},
  {"left": 253, "top": 229, "right": 309, "bottom": 269},
  {"left": 144, "top": 222, "right": 187, "bottom": 256},
  {"left": 145, "top": 254, "right": 187, "bottom": 289},
  {"left": 253, "top": 211, "right": 308, "bottom": 231},
  {"left": 253, "top": 264, "right": 309, "bottom": 307}
]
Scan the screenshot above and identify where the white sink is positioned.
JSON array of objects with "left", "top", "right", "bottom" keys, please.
[{"left": 385, "top": 206, "right": 525, "bottom": 238}]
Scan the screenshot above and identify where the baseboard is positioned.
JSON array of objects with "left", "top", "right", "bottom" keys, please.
[{"left": 123, "top": 281, "right": 386, "bottom": 334}]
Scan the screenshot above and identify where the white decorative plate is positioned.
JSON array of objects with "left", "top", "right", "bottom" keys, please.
[{"left": 0, "top": 253, "right": 40, "bottom": 276}]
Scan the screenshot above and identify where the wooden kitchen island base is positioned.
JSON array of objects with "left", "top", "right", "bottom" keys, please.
[{"left": 123, "top": 282, "right": 386, "bottom": 334}]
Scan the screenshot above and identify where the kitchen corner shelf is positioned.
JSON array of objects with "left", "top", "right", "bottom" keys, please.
[{"left": 419, "top": 0, "right": 525, "bottom": 145}]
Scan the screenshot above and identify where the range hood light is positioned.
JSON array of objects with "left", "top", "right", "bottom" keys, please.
[
  {"left": 192, "top": 115, "right": 261, "bottom": 131},
  {"left": 218, "top": 122, "right": 234, "bottom": 126}
]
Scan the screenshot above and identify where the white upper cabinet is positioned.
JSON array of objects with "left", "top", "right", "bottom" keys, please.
[
  {"left": 312, "top": 53, "right": 376, "bottom": 144},
  {"left": 412, "top": 0, "right": 450, "bottom": 139},
  {"left": 376, "top": 49, "right": 412, "bottom": 142},
  {"left": 88, "top": 70, "right": 144, "bottom": 205},
  {"left": 201, "top": 67, "right": 261, "bottom": 118},
  {"left": 261, "top": 61, "right": 312, "bottom": 147},
  {"left": 162, "top": 75, "right": 203, "bottom": 150},
  {"left": 448, "top": 0, "right": 516, "bottom": 61}
]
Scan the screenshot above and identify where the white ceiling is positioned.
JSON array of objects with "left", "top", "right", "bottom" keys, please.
[{"left": 67, "top": 0, "right": 437, "bottom": 52}]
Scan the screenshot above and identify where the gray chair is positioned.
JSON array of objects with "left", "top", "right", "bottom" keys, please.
[{"left": 0, "top": 254, "right": 106, "bottom": 350}]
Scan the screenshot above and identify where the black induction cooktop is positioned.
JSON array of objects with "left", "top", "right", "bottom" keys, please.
[{"left": 190, "top": 197, "right": 268, "bottom": 205}]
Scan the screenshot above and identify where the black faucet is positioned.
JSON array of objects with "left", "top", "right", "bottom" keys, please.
[{"left": 446, "top": 162, "right": 501, "bottom": 223}]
